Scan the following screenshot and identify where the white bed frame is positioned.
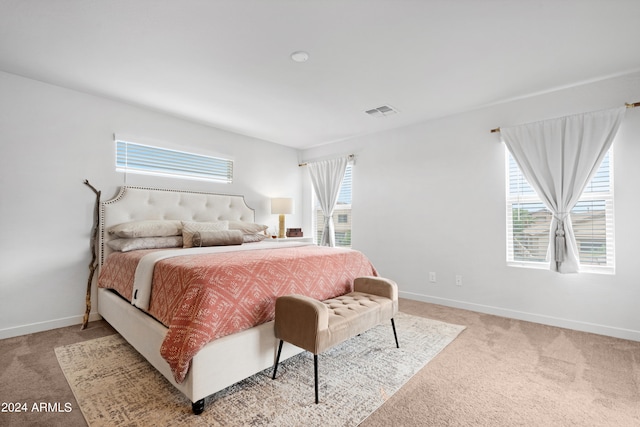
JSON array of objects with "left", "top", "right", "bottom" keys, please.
[{"left": 97, "top": 186, "right": 302, "bottom": 414}]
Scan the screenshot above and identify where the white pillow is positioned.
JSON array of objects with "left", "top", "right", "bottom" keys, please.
[
  {"left": 228, "top": 220, "right": 269, "bottom": 234},
  {"left": 107, "top": 236, "right": 183, "bottom": 252},
  {"left": 108, "top": 220, "right": 182, "bottom": 238},
  {"left": 243, "top": 233, "right": 268, "bottom": 243}
]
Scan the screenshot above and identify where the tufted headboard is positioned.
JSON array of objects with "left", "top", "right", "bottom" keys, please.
[{"left": 99, "top": 186, "right": 255, "bottom": 267}]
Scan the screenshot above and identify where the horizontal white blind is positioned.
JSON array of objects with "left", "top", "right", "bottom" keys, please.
[
  {"left": 116, "top": 140, "right": 233, "bottom": 183},
  {"left": 509, "top": 201, "right": 551, "bottom": 262},
  {"left": 506, "top": 149, "right": 614, "bottom": 273},
  {"left": 337, "top": 163, "right": 352, "bottom": 204}
]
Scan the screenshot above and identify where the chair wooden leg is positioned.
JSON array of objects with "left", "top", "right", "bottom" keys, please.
[
  {"left": 391, "top": 318, "right": 399, "bottom": 348},
  {"left": 314, "top": 354, "right": 319, "bottom": 404},
  {"left": 272, "top": 340, "right": 284, "bottom": 379}
]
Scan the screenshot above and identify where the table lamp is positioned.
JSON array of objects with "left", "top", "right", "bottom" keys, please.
[{"left": 271, "top": 198, "right": 294, "bottom": 238}]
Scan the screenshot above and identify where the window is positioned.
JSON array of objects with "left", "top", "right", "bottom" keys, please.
[
  {"left": 506, "top": 148, "right": 614, "bottom": 273},
  {"left": 314, "top": 164, "right": 352, "bottom": 247},
  {"left": 115, "top": 139, "right": 233, "bottom": 183}
]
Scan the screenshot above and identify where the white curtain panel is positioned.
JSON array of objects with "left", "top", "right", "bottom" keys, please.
[
  {"left": 501, "top": 106, "right": 626, "bottom": 273},
  {"left": 308, "top": 156, "right": 349, "bottom": 247}
]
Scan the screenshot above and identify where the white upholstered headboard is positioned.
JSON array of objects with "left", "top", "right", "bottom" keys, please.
[{"left": 99, "top": 186, "right": 256, "bottom": 267}]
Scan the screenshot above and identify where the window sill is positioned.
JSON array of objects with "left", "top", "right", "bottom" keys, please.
[{"left": 507, "top": 261, "right": 614, "bottom": 275}]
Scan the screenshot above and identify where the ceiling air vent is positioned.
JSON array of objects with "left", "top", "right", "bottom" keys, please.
[{"left": 364, "top": 104, "right": 398, "bottom": 118}]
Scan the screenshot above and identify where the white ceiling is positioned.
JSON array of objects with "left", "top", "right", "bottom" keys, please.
[{"left": 2, "top": 0, "right": 640, "bottom": 149}]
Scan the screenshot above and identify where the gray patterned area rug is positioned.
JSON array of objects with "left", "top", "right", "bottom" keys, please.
[{"left": 55, "top": 312, "right": 465, "bottom": 427}]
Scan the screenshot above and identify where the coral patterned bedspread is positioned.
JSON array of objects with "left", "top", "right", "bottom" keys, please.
[{"left": 98, "top": 243, "right": 377, "bottom": 383}]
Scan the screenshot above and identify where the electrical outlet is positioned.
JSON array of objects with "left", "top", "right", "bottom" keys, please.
[
  {"left": 429, "top": 272, "right": 436, "bottom": 283},
  {"left": 455, "top": 275, "right": 462, "bottom": 286}
]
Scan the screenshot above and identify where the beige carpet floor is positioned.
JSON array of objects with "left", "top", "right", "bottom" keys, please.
[
  {"left": 1, "top": 299, "right": 639, "bottom": 426},
  {"left": 363, "top": 300, "right": 640, "bottom": 427},
  {"left": 54, "top": 312, "right": 464, "bottom": 426}
]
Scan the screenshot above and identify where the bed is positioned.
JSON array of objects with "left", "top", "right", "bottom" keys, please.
[{"left": 96, "top": 186, "right": 377, "bottom": 414}]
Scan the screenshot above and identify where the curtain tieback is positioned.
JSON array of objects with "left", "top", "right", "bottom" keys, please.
[{"left": 554, "top": 213, "right": 568, "bottom": 263}]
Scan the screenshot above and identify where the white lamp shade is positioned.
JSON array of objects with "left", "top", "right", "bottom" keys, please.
[{"left": 271, "top": 198, "right": 294, "bottom": 215}]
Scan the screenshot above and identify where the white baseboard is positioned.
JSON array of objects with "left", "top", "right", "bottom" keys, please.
[
  {"left": 5, "top": 294, "right": 638, "bottom": 343},
  {"left": 0, "top": 312, "right": 103, "bottom": 340},
  {"left": 400, "top": 291, "right": 640, "bottom": 342}
]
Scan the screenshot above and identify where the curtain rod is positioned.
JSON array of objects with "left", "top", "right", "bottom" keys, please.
[
  {"left": 490, "top": 101, "right": 640, "bottom": 134},
  {"left": 298, "top": 154, "right": 355, "bottom": 167}
]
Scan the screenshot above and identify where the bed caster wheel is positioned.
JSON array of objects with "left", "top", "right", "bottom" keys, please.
[{"left": 192, "top": 398, "right": 205, "bottom": 415}]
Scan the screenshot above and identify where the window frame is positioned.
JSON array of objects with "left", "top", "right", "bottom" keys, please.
[
  {"left": 115, "top": 139, "right": 233, "bottom": 183},
  {"left": 505, "top": 147, "right": 615, "bottom": 274},
  {"left": 312, "top": 163, "right": 353, "bottom": 248}
]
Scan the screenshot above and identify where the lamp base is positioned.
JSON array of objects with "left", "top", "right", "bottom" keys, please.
[{"left": 278, "top": 214, "right": 286, "bottom": 238}]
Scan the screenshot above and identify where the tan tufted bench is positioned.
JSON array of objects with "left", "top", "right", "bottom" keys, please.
[{"left": 271, "top": 276, "right": 399, "bottom": 403}]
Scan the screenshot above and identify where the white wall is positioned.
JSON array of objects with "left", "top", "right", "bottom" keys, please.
[
  {"left": 0, "top": 71, "right": 304, "bottom": 338},
  {"left": 3, "top": 69, "right": 638, "bottom": 341},
  {"left": 302, "top": 71, "right": 640, "bottom": 341}
]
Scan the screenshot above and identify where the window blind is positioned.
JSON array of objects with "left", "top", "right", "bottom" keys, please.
[
  {"left": 115, "top": 140, "right": 233, "bottom": 183},
  {"left": 337, "top": 163, "right": 352, "bottom": 204},
  {"left": 506, "top": 149, "right": 614, "bottom": 273}
]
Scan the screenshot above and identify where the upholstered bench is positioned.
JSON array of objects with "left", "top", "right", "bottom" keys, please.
[{"left": 271, "top": 276, "right": 399, "bottom": 403}]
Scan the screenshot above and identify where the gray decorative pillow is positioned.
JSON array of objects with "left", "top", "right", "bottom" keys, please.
[
  {"left": 181, "top": 221, "right": 229, "bottom": 248},
  {"left": 107, "top": 236, "right": 183, "bottom": 252},
  {"left": 192, "top": 230, "right": 243, "bottom": 247}
]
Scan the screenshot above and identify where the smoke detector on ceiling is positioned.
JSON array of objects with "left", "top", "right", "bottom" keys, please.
[
  {"left": 364, "top": 104, "right": 399, "bottom": 117},
  {"left": 290, "top": 51, "right": 309, "bottom": 62}
]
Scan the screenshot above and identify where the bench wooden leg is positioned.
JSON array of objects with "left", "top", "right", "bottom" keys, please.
[
  {"left": 272, "top": 340, "right": 284, "bottom": 379},
  {"left": 314, "top": 354, "right": 319, "bottom": 404},
  {"left": 391, "top": 318, "right": 399, "bottom": 348}
]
